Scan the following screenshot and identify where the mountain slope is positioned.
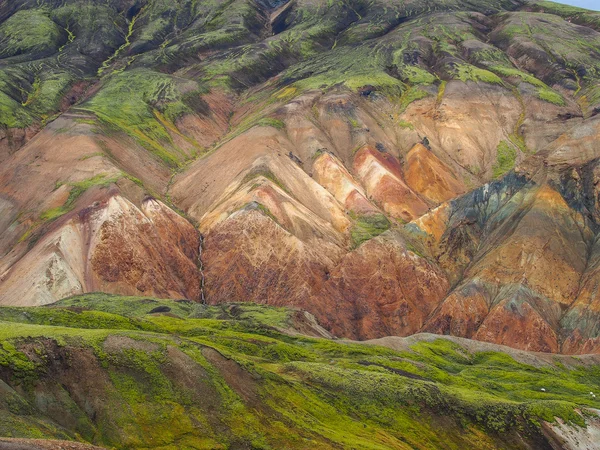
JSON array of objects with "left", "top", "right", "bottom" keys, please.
[
  {"left": 0, "top": 294, "right": 598, "bottom": 449},
  {"left": 2, "top": 0, "right": 600, "bottom": 354}
]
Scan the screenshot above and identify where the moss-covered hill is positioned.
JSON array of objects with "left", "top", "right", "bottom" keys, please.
[
  {"left": 0, "top": 294, "right": 599, "bottom": 449},
  {"left": 2, "top": 0, "right": 600, "bottom": 163}
]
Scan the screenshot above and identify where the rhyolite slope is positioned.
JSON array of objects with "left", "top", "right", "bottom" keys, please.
[{"left": 2, "top": 0, "right": 600, "bottom": 354}]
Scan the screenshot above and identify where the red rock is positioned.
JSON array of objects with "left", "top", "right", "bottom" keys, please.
[{"left": 353, "top": 145, "right": 429, "bottom": 221}]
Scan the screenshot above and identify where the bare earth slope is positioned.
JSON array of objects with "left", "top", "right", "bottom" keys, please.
[{"left": 2, "top": 0, "right": 600, "bottom": 355}]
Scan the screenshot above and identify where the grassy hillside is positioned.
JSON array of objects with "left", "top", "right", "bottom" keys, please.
[
  {"left": 0, "top": 294, "right": 598, "bottom": 449},
  {"left": 2, "top": 0, "right": 596, "bottom": 153}
]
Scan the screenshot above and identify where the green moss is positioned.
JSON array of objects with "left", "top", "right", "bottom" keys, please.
[
  {"left": 490, "top": 66, "right": 567, "bottom": 106},
  {"left": 0, "top": 90, "right": 31, "bottom": 128},
  {"left": 0, "top": 341, "right": 39, "bottom": 381},
  {"left": 29, "top": 72, "right": 73, "bottom": 116},
  {"left": 79, "top": 69, "right": 202, "bottom": 168},
  {"left": 492, "top": 141, "right": 517, "bottom": 179},
  {"left": 0, "top": 9, "right": 63, "bottom": 58},
  {"left": 240, "top": 166, "right": 290, "bottom": 195},
  {"left": 75, "top": 119, "right": 97, "bottom": 126},
  {"left": 254, "top": 202, "right": 281, "bottom": 225},
  {"left": 537, "top": 87, "right": 566, "bottom": 105},
  {"left": 454, "top": 64, "right": 504, "bottom": 85},
  {"left": 399, "top": 86, "right": 429, "bottom": 112},
  {"left": 350, "top": 213, "right": 390, "bottom": 247},
  {"left": 525, "top": 400, "right": 585, "bottom": 427},
  {"left": 38, "top": 173, "right": 120, "bottom": 223},
  {"left": 344, "top": 73, "right": 404, "bottom": 96},
  {"left": 255, "top": 117, "right": 285, "bottom": 130},
  {"left": 190, "top": 302, "right": 292, "bottom": 328},
  {"left": 0, "top": 307, "right": 155, "bottom": 333},
  {"left": 38, "top": 207, "right": 67, "bottom": 222},
  {"left": 398, "top": 66, "right": 438, "bottom": 86},
  {"left": 579, "top": 83, "right": 600, "bottom": 116},
  {"left": 0, "top": 67, "right": 73, "bottom": 129},
  {"left": 436, "top": 80, "right": 447, "bottom": 104},
  {"left": 97, "top": 7, "right": 142, "bottom": 76},
  {"left": 531, "top": 1, "right": 600, "bottom": 30},
  {"left": 490, "top": 65, "right": 547, "bottom": 87},
  {"left": 348, "top": 116, "right": 360, "bottom": 128},
  {"left": 56, "top": 293, "right": 197, "bottom": 318},
  {"left": 0, "top": 294, "right": 598, "bottom": 448},
  {"left": 396, "top": 120, "right": 414, "bottom": 130}
]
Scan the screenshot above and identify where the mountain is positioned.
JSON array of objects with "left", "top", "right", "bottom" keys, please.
[
  {"left": 3, "top": 2, "right": 600, "bottom": 445},
  {"left": 2, "top": 0, "right": 600, "bottom": 358},
  {"left": 0, "top": 294, "right": 598, "bottom": 449}
]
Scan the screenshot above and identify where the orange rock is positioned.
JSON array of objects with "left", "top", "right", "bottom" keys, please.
[
  {"left": 353, "top": 145, "right": 429, "bottom": 221},
  {"left": 313, "top": 151, "right": 378, "bottom": 215},
  {"left": 0, "top": 194, "right": 201, "bottom": 305},
  {"left": 423, "top": 284, "right": 489, "bottom": 338},
  {"left": 203, "top": 208, "right": 336, "bottom": 308},
  {"left": 404, "top": 143, "right": 466, "bottom": 203},
  {"left": 90, "top": 196, "right": 201, "bottom": 300}
]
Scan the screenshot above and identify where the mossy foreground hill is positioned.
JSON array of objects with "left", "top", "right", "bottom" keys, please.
[
  {"left": 0, "top": 294, "right": 598, "bottom": 449},
  {"left": 4, "top": 0, "right": 600, "bottom": 356}
]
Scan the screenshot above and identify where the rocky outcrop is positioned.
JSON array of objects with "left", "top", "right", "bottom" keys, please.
[
  {"left": 353, "top": 145, "right": 429, "bottom": 221},
  {"left": 203, "top": 208, "right": 339, "bottom": 307},
  {"left": 0, "top": 195, "right": 200, "bottom": 306},
  {"left": 403, "top": 143, "right": 466, "bottom": 203},
  {"left": 312, "top": 151, "right": 378, "bottom": 215},
  {"left": 310, "top": 231, "right": 450, "bottom": 340},
  {"left": 0, "top": 126, "right": 39, "bottom": 163},
  {"left": 542, "top": 410, "right": 600, "bottom": 450},
  {"left": 89, "top": 196, "right": 201, "bottom": 300}
]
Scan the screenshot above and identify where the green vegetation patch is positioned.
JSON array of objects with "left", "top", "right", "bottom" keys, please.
[
  {"left": 531, "top": 1, "right": 600, "bottom": 30},
  {"left": 0, "top": 294, "right": 598, "bottom": 448},
  {"left": 398, "top": 86, "right": 430, "bottom": 111},
  {"left": 454, "top": 64, "right": 504, "bottom": 85},
  {"left": 0, "top": 68, "right": 73, "bottom": 129},
  {"left": 24, "top": 71, "right": 73, "bottom": 116},
  {"left": 56, "top": 293, "right": 294, "bottom": 330},
  {"left": 240, "top": 165, "right": 289, "bottom": 193},
  {"left": 55, "top": 293, "right": 197, "bottom": 318},
  {"left": 350, "top": 213, "right": 391, "bottom": 247},
  {"left": 490, "top": 66, "right": 565, "bottom": 105},
  {"left": 492, "top": 141, "right": 517, "bottom": 179},
  {"left": 80, "top": 69, "right": 204, "bottom": 167},
  {"left": 0, "top": 9, "right": 64, "bottom": 58},
  {"left": 40, "top": 173, "right": 120, "bottom": 222},
  {"left": 0, "top": 306, "right": 155, "bottom": 333},
  {"left": 255, "top": 117, "right": 285, "bottom": 130},
  {"left": 538, "top": 87, "right": 566, "bottom": 105}
]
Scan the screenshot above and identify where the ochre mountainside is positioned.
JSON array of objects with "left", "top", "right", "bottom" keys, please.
[{"left": 2, "top": 0, "right": 600, "bottom": 354}]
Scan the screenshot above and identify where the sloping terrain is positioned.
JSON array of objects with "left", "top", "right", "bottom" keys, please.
[
  {"left": 2, "top": 0, "right": 600, "bottom": 355},
  {"left": 0, "top": 294, "right": 599, "bottom": 449}
]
